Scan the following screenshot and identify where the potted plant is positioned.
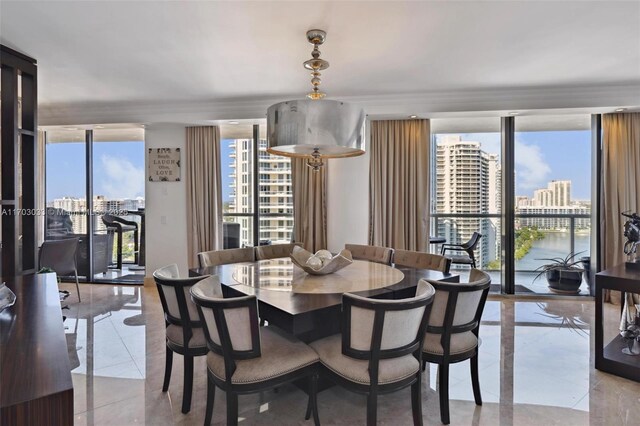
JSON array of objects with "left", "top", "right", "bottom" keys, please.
[{"left": 534, "top": 251, "right": 585, "bottom": 294}]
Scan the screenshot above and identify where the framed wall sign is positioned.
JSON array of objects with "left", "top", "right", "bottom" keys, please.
[{"left": 148, "top": 148, "right": 181, "bottom": 182}]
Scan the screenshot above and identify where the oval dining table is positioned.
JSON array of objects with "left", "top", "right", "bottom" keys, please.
[{"left": 189, "top": 257, "right": 459, "bottom": 343}]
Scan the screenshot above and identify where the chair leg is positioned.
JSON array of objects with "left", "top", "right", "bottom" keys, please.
[
  {"left": 204, "top": 376, "right": 216, "bottom": 426},
  {"left": 366, "top": 392, "right": 377, "bottom": 426},
  {"left": 422, "top": 359, "right": 427, "bottom": 372},
  {"left": 74, "top": 270, "right": 81, "bottom": 303},
  {"left": 310, "top": 373, "right": 320, "bottom": 426},
  {"left": 116, "top": 229, "right": 123, "bottom": 269},
  {"left": 133, "top": 229, "right": 139, "bottom": 265},
  {"left": 438, "top": 363, "right": 450, "bottom": 425},
  {"left": 470, "top": 355, "right": 482, "bottom": 406},
  {"left": 182, "top": 355, "right": 194, "bottom": 414},
  {"left": 162, "top": 346, "right": 173, "bottom": 392},
  {"left": 411, "top": 376, "right": 423, "bottom": 426},
  {"left": 226, "top": 392, "right": 238, "bottom": 426}
]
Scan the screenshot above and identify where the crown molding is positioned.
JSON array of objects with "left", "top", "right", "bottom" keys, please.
[{"left": 38, "top": 83, "right": 640, "bottom": 126}]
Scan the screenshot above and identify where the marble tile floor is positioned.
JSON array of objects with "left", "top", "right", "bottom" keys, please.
[{"left": 59, "top": 282, "right": 640, "bottom": 426}]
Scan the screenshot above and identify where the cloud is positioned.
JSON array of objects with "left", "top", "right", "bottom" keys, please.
[
  {"left": 99, "top": 155, "right": 144, "bottom": 199},
  {"left": 515, "top": 139, "right": 551, "bottom": 190}
]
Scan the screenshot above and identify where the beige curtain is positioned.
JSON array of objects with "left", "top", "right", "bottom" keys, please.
[
  {"left": 602, "top": 113, "right": 640, "bottom": 269},
  {"left": 602, "top": 113, "right": 640, "bottom": 307},
  {"left": 186, "top": 126, "right": 223, "bottom": 268},
  {"left": 369, "top": 119, "right": 430, "bottom": 251},
  {"left": 291, "top": 158, "right": 327, "bottom": 252}
]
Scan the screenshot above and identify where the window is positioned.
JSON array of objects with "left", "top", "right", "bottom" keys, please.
[
  {"left": 430, "top": 118, "right": 502, "bottom": 285},
  {"left": 221, "top": 122, "right": 294, "bottom": 247}
]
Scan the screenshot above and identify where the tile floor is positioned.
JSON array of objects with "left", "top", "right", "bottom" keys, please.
[{"left": 60, "top": 282, "right": 640, "bottom": 426}]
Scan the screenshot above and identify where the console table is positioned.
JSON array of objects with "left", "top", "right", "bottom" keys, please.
[
  {"left": 0, "top": 273, "right": 74, "bottom": 425},
  {"left": 595, "top": 264, "right": 640, "bottom": 382}
]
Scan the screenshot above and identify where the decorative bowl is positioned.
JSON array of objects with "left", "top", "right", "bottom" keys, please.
[
  {"left": 0, "top": 283, "right": 17, "bottom": 312},
  {"left": 290, "top": 246, "right": 353, "bottom": 275}
]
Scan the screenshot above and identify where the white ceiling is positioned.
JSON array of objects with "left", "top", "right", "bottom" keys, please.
[{"left": 1, "top": 1, "right": 639, "bottom": 124}]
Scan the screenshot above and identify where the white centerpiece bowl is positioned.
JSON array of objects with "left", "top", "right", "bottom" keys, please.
[{"left": 290, "top": 246, "right": 353, "bottom": 275}]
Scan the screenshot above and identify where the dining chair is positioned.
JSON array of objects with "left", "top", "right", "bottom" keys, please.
[
  {"left": 422, "top": 269, "right": 491, "bottom": 424},
  {"left": 344, "top": 244, "right": 394, "bottom": 265},
  {"left": 190, "top": 278, "right": 320, "bottom": 426},
  {"left": 310, "top": 281, "right": 436, "bottom": 426},
  {"left": 197, "top": 247, "right": 255, "bottom": 268},
  {"left": 393, "top": 249, "right": 451, "bottom": 273},
  {"left": 440, "top": 232, "right": 482, "bottom": 269},
  {"left": 102, "top": 214, "right": 139, "bottom": 269},
  {"left": 255, "top": 242, "right": 302, "bottom": 260},
  {"left": 153, "top": 264, "right": 213, "bottom": 414},
  {"left": 39, "top": 238, "right": 81, "bottom": 302}
]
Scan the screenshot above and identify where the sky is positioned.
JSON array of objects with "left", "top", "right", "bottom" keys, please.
[
  {"left": 46, "top": 130, "right": 592, "bottom": 203},
  {"left": 46, "top": 141, "right": 144, "bottom": 201}
]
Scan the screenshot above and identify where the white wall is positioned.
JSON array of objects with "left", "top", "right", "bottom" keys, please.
[
  {"left": 144, "top": 123, "right": 189, "bottom": 277},
  {"left": 326, "top": 146, "right": 370, "bottom": 253}
]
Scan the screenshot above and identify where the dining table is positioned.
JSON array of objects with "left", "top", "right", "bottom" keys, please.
[{"left": 189, "top": 257, "right": 459, "bottom": 343}]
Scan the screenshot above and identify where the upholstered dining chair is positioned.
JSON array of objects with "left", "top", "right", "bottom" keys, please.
[
  {"left": 255, "top": 242, "right": 302, "bottom": 260},
  {"left": 197, "top": 247, "right": 255, "bottom": 268},
  {"left": 393, "top": 249, "right": 451, "bottom": 273},
  {"left": 190, "top": 279, "right": 320, "bottom": 426},
  {"left": 310, "top": 281, "right": 436, "bottom": 426},
  {"left": 39, "top": 238, "right": 81, "bottom": 302},
  {"left": 153, "top": 264, "right": 214, "bottom": 414},
  {"left": 422, "top": 269, "right": 491, "bottom": 424},
  {"left": 440, "top": 232, "right": 482, "bottom": 269},
  {"left": 344, "top": 243, "right": 394, "bottom": 265}
]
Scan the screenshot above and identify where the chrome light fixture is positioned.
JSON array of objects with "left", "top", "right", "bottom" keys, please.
[{"left": 267, "top": 30, "right": 365, "bottom": 171}]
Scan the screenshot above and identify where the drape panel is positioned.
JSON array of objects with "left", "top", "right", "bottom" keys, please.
[
  {"left": 602, "top": 113, "right": 640, "bottom": 269},
  {"left": 186, "top": 126, "right": 223, "bottom": 268},
  {"left": 601, "top": 113, "right": 640, "bottom": 308},
  {"left": 369, "top": 119, "right": 430, "bottom": 251},
  {"left": 291, "top": 158, "right": 327, "bottom": 252}
]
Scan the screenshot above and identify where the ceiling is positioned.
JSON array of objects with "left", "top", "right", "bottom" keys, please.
[{"left": 1, "top": 1, "right": 639, "bottom": 124}]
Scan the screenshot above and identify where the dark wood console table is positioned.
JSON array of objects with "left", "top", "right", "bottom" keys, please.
[
  {"left": 1, "top": 273, "right": 74, "bottom": 425},
  {"left": 595, "top": 264, "right": 640, "bottom": 382}
]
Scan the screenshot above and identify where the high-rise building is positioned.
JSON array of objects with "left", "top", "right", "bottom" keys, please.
[
  {"left": 435, "top": 136, "right": 500, "bottom": 268},
  {"left": 228, "top": 139, "right": 294, "bottom": 247}
]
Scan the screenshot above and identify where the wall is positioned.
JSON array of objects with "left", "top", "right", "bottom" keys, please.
[
  {"left": 326, "top": 123, "right": 370, "bottom": 252},
  {"left": 144, "top": 123, "right": 188, "bottom": 278}
]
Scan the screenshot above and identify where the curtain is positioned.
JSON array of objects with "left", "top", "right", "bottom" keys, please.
[
  {"left": 602, "top": 113, "right": 640, "bottom": 269},
  {"left": 602, "top": 113, "right": 640, "bottom": 307},
  {"left": 186, "top": 126, "right": 223, "bottom": 268},
  {"left": 369, "top": 119, "right": 430, "bottom": 251},
  {"left": 291, "top": 158, "right": 327, "bottom": 252}
]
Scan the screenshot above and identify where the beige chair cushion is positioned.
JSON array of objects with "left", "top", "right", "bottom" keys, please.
[
  {"left": 207, "top": 326, "right": 318, "bottom": 384},
  {"left": 310, "top": 334, "right": 420, "bottom": 385},
  {"left": 198, "top": 248, "right": 255, "bottom": 267},
  {"left": 255, "top": 243, "right": 302, "bottom": 260},
  {"left": 345, "top": 244, "right": 393, "bottom": 265},
  {"left": 423, "top": 331, "right": 478, "bottom": 356},
  {"left": 166, "top": 324, "right": 207, "bottom": 349},
  {"left": 393, "top": 250, "right": 449, "bottom": 272}
]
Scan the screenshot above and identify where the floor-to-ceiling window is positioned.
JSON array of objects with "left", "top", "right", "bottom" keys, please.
[
  {"left": 430, "top": 117, "right": 503, "bottom": 287},
  {"left": 44, "top": 125, "right": 145, "bottom": 283},
  {"left": 513, "top": 114, "right": 591, "bottom": 295},
  {"left": 221, "top": 122, "right": 293, "bottom": 248}
]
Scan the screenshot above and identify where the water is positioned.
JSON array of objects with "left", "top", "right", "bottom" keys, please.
[{"left": 516, "top": 232, "right": 590, "bottom": 271}]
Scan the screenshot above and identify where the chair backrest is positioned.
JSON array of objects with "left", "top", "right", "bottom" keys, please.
[
  {"left": 393, "top": 249, "right": 451, "bottom": 273},
  {"left": 153, "top": 264, "right": 213, "bottom": 347},
  {"left": 255, "top": 242, "right": 302, "bottom": 260},
  {"left": 463, "top": 232, "right": 482, "bottom": 252},
  {"left": 341, "top": 281, "right": 435, "bottom": 385},
  {"left": 191, "top": 280, "right": 261, "bottom": 384},
  {"left": 198, "top": 247, "right": 255, "bottom": 268},
  {"left": 344, "top": 244, "right": 394, "bottom": 265},
  {"left": 425, "top": 269, "right": 491, "bottom": 352},
  {"left": 39, "top": 238, "right": 79, "bottom": 275}
]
